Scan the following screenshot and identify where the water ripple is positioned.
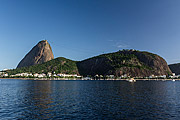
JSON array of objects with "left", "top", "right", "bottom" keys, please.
[{"left": 1, "top": 80, "right": 180, "bottom": 119}]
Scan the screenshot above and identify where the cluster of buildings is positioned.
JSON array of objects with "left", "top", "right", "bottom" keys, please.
[
  {"left": 0, "top": 72, "right": 8, "bottom": 77},
  {"left": 0, "top": 72, "right": 82, "bottom": 78},
  {"left": 167, "top": 73, "right": 180, "bottom": 79},
  {"left": 1, "top": 71, "right": 180, "bottom": 80},
  {"left": 145, "top": 73, "right": 180, "bottom": 79}
]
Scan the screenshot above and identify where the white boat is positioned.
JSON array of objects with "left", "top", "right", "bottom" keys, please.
[
  {"left": 172, "top": 79, "right": 176, "bottom": 82},
  {"left": 127, "top": 78, "right": 136, "bottom": 82}
]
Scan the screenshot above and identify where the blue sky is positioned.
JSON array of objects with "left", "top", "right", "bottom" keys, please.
[{"left": 0, "top": 0, "right": 180, "bottom": 70}]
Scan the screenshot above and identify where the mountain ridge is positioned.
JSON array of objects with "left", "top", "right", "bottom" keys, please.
[{"left": 7, "top": 48, "right": 172, "bottom": 77}]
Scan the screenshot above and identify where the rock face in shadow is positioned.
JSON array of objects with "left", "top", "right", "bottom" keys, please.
[
  {"left": 17, "top": 40, "right": 54, "bottom": 68},
  {"left": 169, "top": 63, "right": 180, "bottom": 75},
  {"left": 77, "top": 50, "right": 172, "bottom": 77}
]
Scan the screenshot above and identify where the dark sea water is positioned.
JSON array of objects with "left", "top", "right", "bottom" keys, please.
[{"left": 0, "top": 79, "right": 180, "bottom": 119}]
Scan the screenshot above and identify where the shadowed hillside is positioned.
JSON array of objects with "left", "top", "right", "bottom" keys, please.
[{"left": 77, "top": 50, "right": 172, "bottom": 77}]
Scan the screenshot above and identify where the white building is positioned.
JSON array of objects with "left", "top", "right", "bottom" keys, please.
[
  {"left": 37, "top": 73, "right": 46, "bottom": 78},
  {"left": 47, "top": 72, "right": 52, "bottom": 77},
  {"left": 4, "top": 73, "right": 8, "bottom": 77},
  {"left": 33, "top": 73, "right": 39, "bottom": 77},
  {"left": 57, "top": 73, "right": 81, "bottom": 78}
]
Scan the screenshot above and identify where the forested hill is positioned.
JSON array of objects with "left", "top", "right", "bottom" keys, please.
[
  {"left": 77, "top": 50, "right": 172, "bottom": 77},
  {"left": 7, "top": 57, "right": 79, "bottom": 75}
]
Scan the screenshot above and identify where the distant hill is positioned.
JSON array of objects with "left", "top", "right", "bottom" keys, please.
[
  {"left": 17, "top": 40, "right": 54, "bottom": 68},
  {"left": 169, "top": 63, "right": 180, "bottom": 75},
  {"left": 7, "top": 49, "right": 172, "bottom": 77}
]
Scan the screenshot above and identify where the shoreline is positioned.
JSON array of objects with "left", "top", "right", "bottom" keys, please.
[{"left": 0, "top": 78, "right": 180, "bottom": 81}]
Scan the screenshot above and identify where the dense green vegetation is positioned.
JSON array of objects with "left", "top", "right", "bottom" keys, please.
[
  {"left": 6, "top": 57, "right": 79, "bottom": 75},
  {"left": 95, "top": 50, "right": 153, "bottom": 70}
]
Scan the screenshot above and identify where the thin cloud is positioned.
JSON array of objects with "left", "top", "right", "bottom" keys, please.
[
  {"left": 108, "top": 39, "right": 130, "bottom": 49},
  {"left": 117, "top": 44, "right": 129, "bottom": 48}
]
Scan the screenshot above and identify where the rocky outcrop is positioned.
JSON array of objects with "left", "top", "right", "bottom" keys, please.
[
  {"left": 17, "top": 40, "right": 54, "bottom": 68},
  {"left": 77, "top": 50, "right": 172, "bottom": 77},
  {"left": 169, "top": 63, "right": 180, "bottom": 75}
]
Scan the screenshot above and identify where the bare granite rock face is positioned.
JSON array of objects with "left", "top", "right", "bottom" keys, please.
[{"left": 17, "top": 40, "right": 54, "bottom": 68}]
